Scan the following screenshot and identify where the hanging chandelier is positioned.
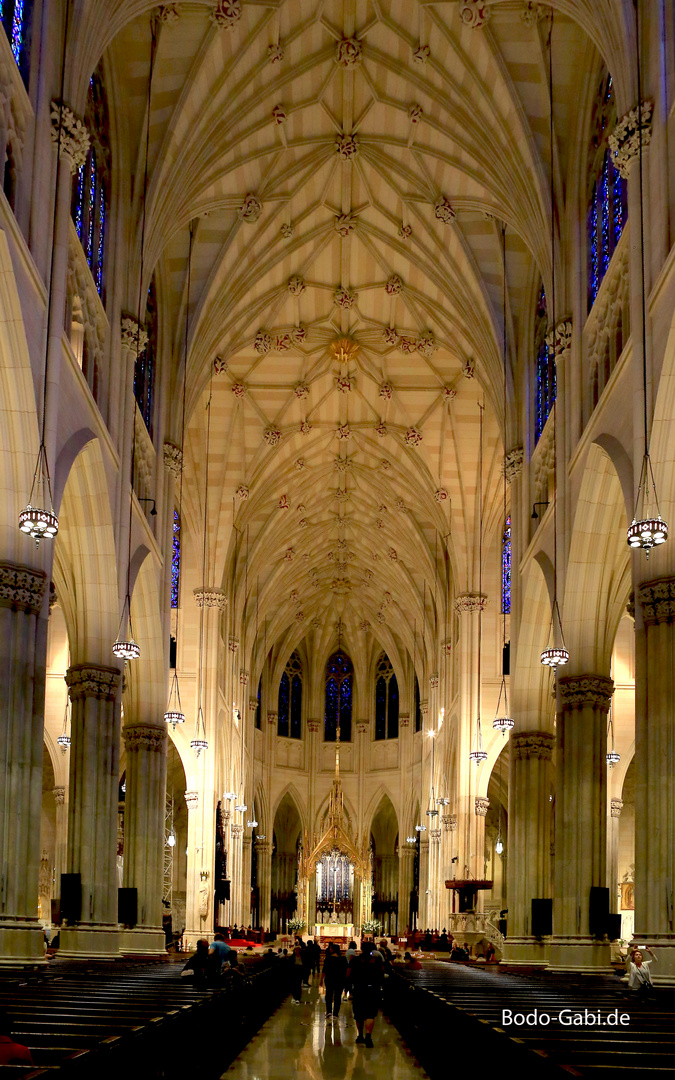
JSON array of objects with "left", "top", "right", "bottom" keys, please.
[
  {"left": 426, "top": 729, "right": 439, "bottom": 816},
  {"left": 57, "top": 698, "right": 71, "bottom": 753},
  {"left": 406, "top": 835, "right": 416, "bottom": 844},
  {"left": 414, "top": 823, "right": 426, "bottom": 833},
  {"left": 112, "top": 595, "right": 140, "bottom": 660},
  {"left": 190, "top": 706, "right": 208, "bottom": 758},
  {"left": 606, "top": 705, "right": 620, "bottom": 768},
  {"left": 223, "top": 789, "right": 236, "bottom": 801},
  {"left": 164, "top": 670, "right": 185, "bottom": 727},
  {"left": 469, "top": 718, "right": 488, "bottom": 766},
  {"left": 247, "top": 818, "right": 258, "bottom": 828},
  {"left": 540, "top": 601, "right": 569, "bottom": 667},
  {"left": 493, "top": 674, "right": 514, "bottom": 734}
]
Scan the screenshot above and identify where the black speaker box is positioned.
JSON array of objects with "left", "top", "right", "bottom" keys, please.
[
  {"left": 60, "top": 873, "right": 81, "bottom": 924},
  {"left": 589, "top": 885, "right": 610, "bottom": 937},
  {"left": 222, "top": 879, "right": 230, "bottom": 901},
  {"left": 607, "top": 913, "right": 622, "bottom": 941},
  {"left": 118, "top": 887, "right": 138, "bottom": 927},
  {"left": 531, "top": 898, "right": 552, "bottom": 937}
]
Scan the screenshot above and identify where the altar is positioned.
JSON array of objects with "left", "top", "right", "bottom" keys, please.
[{"left": 315, "top": 923, "right": 354, "bottom": 939}]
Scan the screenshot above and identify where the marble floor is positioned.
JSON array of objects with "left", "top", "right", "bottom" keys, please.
[{"left": 221, "top": 980, "right": 428, "bottom": 1080}]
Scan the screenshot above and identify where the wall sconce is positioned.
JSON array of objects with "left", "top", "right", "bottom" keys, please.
[{"left": 200, "top": 869, "right": 210, "bottom": 882}]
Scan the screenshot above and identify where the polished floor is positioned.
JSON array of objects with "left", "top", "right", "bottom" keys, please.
[{"left": 221, "top": 978, "right": 428, "bottom": 1080}]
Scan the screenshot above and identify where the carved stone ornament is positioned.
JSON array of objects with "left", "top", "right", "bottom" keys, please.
[
  {"left": 387, "top": 547, "right": 397, "bottom": 561},
  {"left": 430, "top": 673, "right": 439, "bottom": 689},
  {"left": 50, "top": 101, "right": 90, "bottom": 173},
  {"left": 0, "top": 562, "right": 47, "bottom": 616},
  {"left": 442, "top": 813, "right": 457, "bottom": 832},
  {"left": 638, "top": 577, "right": 675, "bottom": 625},
  {"left": 334, "top": 286, "right": 357, "bottom": 309},
  {"left": 185, "top": 790, "right": 199, "bottom": 810},
  {"left": 278, "top": 495, "right": 290, "bottom": 510},
  {"left": 52, "top": 786, "right": 66, "bottom": 805},
  {"left": 294, "top": 383, "right": 310, "bottom": 400},
  {"left": 194, "top": 588, "right": 228, "bottom": 609},
  {"left": 124, "top": 725, "right": 167, "bottom": 753},
  {"left": 163, "top": 442, "right": 183, "bottom": 477},
  {"left": 269, "top": 41, "right": 284, "bottom": 63},
  {"left": 311, "top": 617, "right": 322, "bottom": 629},
  {"left": 460, "top": 0, "right": 491, "bottom": 28},
  {"left": 335, "top": 37, "right": 362, "bottom": 66},
  {"left": 231, "top": 823, "right": 244, "bottom": 839},
  {"left": 521, "top": 2, "right": 545, "bottom": 26},
  {"left": 292, "top": 324, "right": 307, "bottom": 344},
  {"left": 296, "top": 611, "right": 305, "bottom": 622},
  {"left": 375, "top": 519, "right": 384, "bottom": 529},
  {"left": 442, "top": 639, "right": 452, "bottom": 655},
  {"left": 209, "top": 0, "right": 243, "bottom": 30},
  {"left": 228, "top": 638, "right": 239, "bottom": 653},
  {"left": 336, "top": 375, "right": 352, "bottom": 394},
  {"left": 475, "top": 796, "right": 490, "bottom": 817},
  {"left": 288, "top": 275, "right": 306, "bottom": 295},
  {"left": 239, "top": 670, "right": 249, "bottom": 686},
  {"left": 237, "top": 192, "right": 263, "bottom": 223},
  {"left": 609, "top": 100, "right": 653, "bottom": 179},
  {"left": 558, "top": 674, "right": 614, "bottom": 712},
  {"left": 435, "top": 488, "right": 448, "bottom": 503},
  {"left": 336, "top": 424, "right": 352, "bottom": 440},
  {"left": 263, "top": 428, "right": 282, "bottom": 446},
  {"left": 430, "top": 829, "right": 442, "bottom": 843},
  {"left": 236, "top": 484, "right": 249, "bottom": 500},
  {"left": 275, "top": 332, "right": 292, "bottom": 352},
  {"left": 335, "top": 213, "right": 357, "bottom": 236},
  {"left": 512, "top": 730, "right": 554, "bottom": 761},
  {"left": 307, "top": 718, "right": 320, "bottom": 733},
  {"left": 272, "top": 104, "right": 287, "bottom": 125},
  {"left": 121, "top": 315, "right": 148, "bottom": 354},
  {"left": 409, "top": 104, "right": 423, "bottom": 124},
  {"left": 254, "top": 330, "right": 272, "bottom": 354},
  {"left": 336, "top": 134, "right": 358, "bottom": 160},
  {"left": 420, "top": 699, "right": 429, "bottom": 715},
  {"left": 434, "top": 196, "right": 456, "bottom": 224},
  {"left": 267, "top": 711, "right": 278, "bottom": 725},
  {"left": 399, "top": 336, "right": 417, "bottom": 354},
  {"left": 454, "top": 593, "right": 487, "bottom": 614},
  {"left": 214, "top": 355, "right": 228, "bottom": 374},
  {"left": 248, "top": 697, "right": 258, "bottom": 711},
  {"left": 284, "top": 548, "right": 295, "bottom": 561},
  {"left": 232, "top": 382, "right": 248, "bottom": 398},
  {"left": 300, "top": 420, "right": 312, "bottom": 435},
  {"left": 360, "top": 620, "right": 370, "bottom": 631},
  {"left": 399, "top": 713, "right": 410, "bottom": 727},
  {"left": 417, "top": 333, "right": 436, "bottom": 357},
  {"left": 376, "top": 612, "right": 385, "bottom": 624},
  {"left": 383, "top": 327, "right": 400, "bottom": 347},
  {"left": 503, "top": 446, "right": 524, "bottom": 483},
  {"left": 156, "top": 4, "right": 181, "bottom": 25},
  {"left": 413, "top": 43, "right": 430, "bottom": 64},
  {"left": 280, "top": 222, "right": 293, "bottom": 237},
  {"left": 405, "top": 427, "right": 423, "bottom": 447},
  {"left": 356, "top": 718, "right": 369, "bottom": 733},
  {"left": 379, "top": 382, "right": 393, "bottom": 399},
  {"left": 611, "top": 798, "right": 624, "bottom": 819},
  {"left": 386, "top": 274, "right": 403, "bottom": 295},
  {"left": 399, "top": 223, "right": 413, "bottom": 240},
  {"left": 65, "top": 664, "right": 121, "bottom": 702},
  {"left": 554, "top": 319, "right": 572, "bottom": 356},
  {"left": 443, "top": 387, "right": 457, "bottom": 401},
  {"left": 463, "top": 358, "right": 476, "bottom": 378}
]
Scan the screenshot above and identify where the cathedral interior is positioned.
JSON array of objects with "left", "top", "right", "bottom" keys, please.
[{"left": 2, "top": 0, "right": 675, "bottom": 1072}]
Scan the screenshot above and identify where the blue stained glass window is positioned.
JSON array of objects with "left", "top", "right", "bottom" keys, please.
[
  {"left": 1, "top": 1, "right": 31, "bottom": 84},
  {"left": 502, "top": 515, "right": 511, "bottom": 615},
  {"left": 375, "top": 677, "right": 387, "bottom": 740},
  {"left": 96, "top": 192, "right": 105, "bottom": 293},
  {"left": 374, "top": 653, "right": 399, "bottom": 740},
  {"left": 74, "top": 164, "right": 84, "bottom": 239},
  {"left": 534, "top": 285, "right": 554, "bottom": 443},
  {"left": 171, "top": 510, "right": 180, "bottom": 607},
  {"left": 290, "top": 674, "right": 302, "bottom": 739},
  {"left": 86, "top": 149, "right": 96, "bottom": 261},
  {"left": 278, "top": 672, "right": 290, "bottom": 737},
  {"left": 71, "top": 66, "right": 109, "bottom": 302},
  {"left": 388, "top": 675, "right": 399, "bottom": 739},
  {"left": 587, "top": 72, "right": 628, "bottom": 311},
  {"left": 325, "top": 651, "right": 352, "bottom": 742},
  {"left": 10, "top": 0, "right": 23, "bottom": 63}
]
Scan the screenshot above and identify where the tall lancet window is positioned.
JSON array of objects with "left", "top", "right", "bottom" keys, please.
[
  {"left": 171, "top": 509, "right": 180, "bottom": 607},
  {"left": 587, "top": 71, "right": 627, "bottom": 312},
  {"left": 325, "top": 651, "right": 352, "bottom": 742},
  {"left": 501, "top": 515, "right": 511, "bottom": 615},
  {"left": 2, "top": 1, "right": 33, "bottom": 86},
  {"left": 375, "top": 653, "right": 399, "bottom": 740},
  {"left": 414, "top": 675, "right": 422, "bottom": 733},
  {"left": 278, "top": 651, "right": 302, "bottom": 739},
  {"left": 534, "top": 283, "right": 554, "bottom": 443},
  {"left": 71, "top": 66, "right": 110, "bottom": 300}
]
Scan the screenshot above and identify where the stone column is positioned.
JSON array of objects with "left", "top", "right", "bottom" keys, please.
[
  {"left": 548, "top": 674, "right": 614, "bottom": 973},
  {"left": 501, "top": 731, "right": 554, "bottom": 967},
  {"left": 242, "top": 835, "right": 252, "bottom": 928},
  {"left": 257, "top": 841, "right": 272, "bottom": 932},
  {"left": 608, "top": 799, "right": 623, "bottom": 915},
  {"left": 52, "top": 787, "right": 67, "bottom": 909},
  {"left": 417, "top": 838, "right": 430, "bottom": 929},
  {"left": 398, "top": 847, "right": 415, "bottom": 932},
  {"left": 474, "top": 797, "right": 489, "bottom": 912},
  {"left": 60, "top": 663, "right": 122, "bottom": 958},
  {"left": 117, "top": 317, "right": 147, "bottom": 543},
  {"left": 0, "top": 562, "right": 48, "bottom": 963},
  {"left": 428, "top": 829, "right": 442, "bottom": 929},
  {"left": 119, "top": 724, "right": 167, "bottom": 954},
  {"left": 230, "top": 823, "right": 244, "bottom": 926},
  {"left": 454, "top": 594, "right": 487, "bottom": 881},
  {"left": 184, "top": 790, "right": 202, "bottom": 944},
  {"left": 634, "top": 578, "right": 675, "bottom": 980}
]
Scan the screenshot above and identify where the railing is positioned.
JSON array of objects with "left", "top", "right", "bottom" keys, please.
[{"left": 447, "top": 911, "right": 504, "bottom": 950}]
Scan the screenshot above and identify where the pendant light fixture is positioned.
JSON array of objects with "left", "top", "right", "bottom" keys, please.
[
  {"left": 114, "top": 24, "right": 156, "bottom": 661},
  {"left": 606, "top": 702, "right": 620, "bottom": 769},
  {"left": 19, "top": 3, "right": 73, "bottom": 545},
  {"left": 470, "top": 400, "right": 488, "bottom": 765},
  {"left": 494, "top": 224, "right": 515, "bottom": 733},
  {"left": 626, "top": 2, "right": 667, "bottom": 555},
  {"left": 165, "top": 223, "right": 194, "bottom": 729},
  {"left": 540, "top": 14, "right": 569, "bottom": 668},
  {"left": 191, "top": 363, "right": 214, "bottom": 759},
  {"left": 57, "top": 697, "right": 71, "bottom": 753}
]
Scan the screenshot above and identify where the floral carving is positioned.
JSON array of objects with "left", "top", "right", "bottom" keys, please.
[
  {"left": 443, "top": 386, "right": 457, "bottom": 401},
  {"left": 124, "top": 725, "right": 167, "bottom": 753},
  {"left": 300, "top": 420, "right": 312, "bottom": 435},
  {"left": 405, "top": 427, "right": 423, "bottom": 447},
  {"left": 121, "top": 315, "right": 148, "bottom": 354},
  {"left": 214, "top": 355, "right": 228, "bottom": 374},
  {"left": 387, "top": 548, "right": 398, "bottom": 561},
  {"left": 263, "top": 428, "right": 282, "bottom": 446},
  {"left": 435, "top": 488, "right": 449, "bottom": 503},
  {"left": 275, "top": 332, "right": 292, "bottom": 351},
  {"left": 278, "top": 495, "right": 290, "bottom": 510},
  {"left": 399, "top": 337, "right": 417, "bottom": 354},
  {"left": 399, "top": 223, "right": 413, "bottom": 240},
  {"left": 254, "top": 330, "right": 272, "bottom": 354},
  {"left": 409, "top": 104, "right": 423, "bottom": 124},
  {"left": 459, "top": 1, "right": 491, "bottom": 28},
  {"left": 296, "top": 611, "right": 305, "bottom": 621},
  {"left": 417, "top": 332, "right": 436, "bottom": 357},
  {"left": 280, "top": 222, "right": 293, "bottom": 237},
  {"left": 360, "top": 620, "right": 370, "bottom": 631},
  {"left": 336, "top": 375, "right": 352, "bottom": 393},
  {"left": 463, "top": 358, "right": 476, "bottom": 378},
  {"left": 379, "top": 382, "right": 393, "bottom": 400},
  {"left": 336, "top": 134, "right": 358, "bottom": 159},
  {"left": 381, "top": 459, "right": 391, "bottom": 470},
  {"left": 163, "top": 443, "right": 183, "bottom": 477},
  {"left": 239, "top": 670, "right": 249, "bottom": 685},
  {"left": 272, "top": 104, "right": 287, "bottom": 124},
  {"left": 334, "top": 458, "right": 351, "bottom": 473},
  {"left": 194, "top": 588, "right": 228, "bottom": 609},
  {"left": 376, "top": 612, "right": 386, "bottom": 624},
  {"left": 294, "top": 383, "right": 309, "bottom": 400},
  {"left": 434, "top": 196, "right": 456, "bottom": 224},
  {"left": 295, "top": 459, "right": 306, "bottom": 470},
  {"left": 50, "top": 101, "right": 90, "bottom": 173},
  {"left": 503, "top": 446, "right": 524, "bottom": 483},
  {"left": 375, "top": 519, "right": 384, "bottom": 529},
  {"left": 336, "top": 424, "right": 352, "bottom": 440},
  {"left": 288, "top": 275, "right": 306, "bottom": 295},
  {"left": 413, "top": 43, "right": 430, "bottom": 64},
  {"left": 284, "top": 548, "right": 296, "bottom": 561},
  {"left": 232, "top": 382, "right": 247, "bottom": 398},
  {"left": 383, "top": 327, "right": 400, "bottom": 346},
  {"left": 156, "top": 4, "right": 181, "bottom": 25},
  {"left": 291, "top": 324, "right": 307, "bottom": 344},
  {"left": 65, "top": 664, "right": 120, "bottom": 701},
  {"left": 237, "top": 193, "right": 263, "bottom": 223},
  {"left": 268, "top": 41, "right": 284, "bottom": 63},
  {"left": 334, "top": 286, "right": 357, "bottom": 309},
  {"left": 210, "top": 0, "right": 242, "bottom": 29},
  {"left": 228, "top": 638, "right": 239, "bottom": 653},
  {"left": 520, "top": 1, "right": 545, "bottom": 25},
  {"left": 430, "top": 673, "right": 439, "bottom": 688},
  {"left": 236, "top": 484, "right": 249, "bottom": 500},
  {"left": 299, "top": 518, "right": 309, "bottom": 529},
  {"left": 609, "top": 100, "right": 653, "bottom": 178},
  {"left": 395, "top": 498, "right": 407, "bottom": 513},
  {"left": 375, "top": 422, "right": 387, "bottom": 437},
  {"left": 386, "top": 274, "right": 403, "bottom": 295},
  {"left": 334, "top": 489, "right": 349, "bottom": 502},
  {"left": 335, "top": 37, "right": 362, "bottom": 66},
  {"left": 335, "top": 213, "right": 357, "bottom": 236}
]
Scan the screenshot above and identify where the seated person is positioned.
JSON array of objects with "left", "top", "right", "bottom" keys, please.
[
  {"left": 182, "top": 938, "right": 210, "bottom": 986},
  {"left": 403, "top": 951, "right": 422, "bottom": 970},
  {"left": 209, "top": 932, "right": 234, "bottom": 973},
  {"left": 628, "top": 946, "right": 657, "bottom": 995},
  {"left": 0, "top": 1013, "right": 33, "bottom": 1066}
]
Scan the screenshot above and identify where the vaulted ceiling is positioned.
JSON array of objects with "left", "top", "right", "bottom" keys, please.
[{"left": 96, "top": 0, "right": 615, "bottom": 665}]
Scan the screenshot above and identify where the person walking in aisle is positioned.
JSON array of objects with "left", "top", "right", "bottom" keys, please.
[{"left": 320, "top": 942, "right": 347, "bottom": 1020}]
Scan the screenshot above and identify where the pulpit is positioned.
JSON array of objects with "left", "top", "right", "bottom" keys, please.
[{"left": 445, "top": 879, "right": 493, "bottom": 912}]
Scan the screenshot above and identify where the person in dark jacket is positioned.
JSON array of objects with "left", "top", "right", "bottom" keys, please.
[
  {"left": 182, "top": 938, "right": 211, "bottom": 987},
  {"left": 0, "top": 1013, "right": 33, "bottom": 1066},
  {"left": 320, "top": 942, "right": 347, "bottom": 1019},
  {"left": 347, "top": 941, "right": 384, "bottom": 1048}
]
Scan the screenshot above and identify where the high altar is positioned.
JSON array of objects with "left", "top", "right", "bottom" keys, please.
[{"left": 314, "top": 923, "right": 355, "bottom": 939}]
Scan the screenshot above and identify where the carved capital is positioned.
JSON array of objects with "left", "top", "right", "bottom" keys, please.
[
  {"left": 248, "top": 697, "right": 258, "bottom": 712},
  {"left": 638, "top": 577, "right": 675, "bottom": 626},
  {"left": 429, "top": 829, "right": 442, "bottom": 843},
  {"left": 155, "top": 3, "right": 181, "bottom": 24},
  {"left": 356, "top": 719, "right": 369, "bottom": 734},
  {"left": 239, "top": 670, "right": 249, "bottom": 686},
  {"left": 268, "top": 711, "right": 278, "bottom": 726},
  {"left": 193, "top": 588, "right": 228, "bottom": 609},
  {"left": 420, "top": 699, "right": 429, "bottom": 716},
  {"left": 558, "top": 674, "right": 614, "bottom": 713},
  {"left": 611, "top": 798, "right": 624, "bottom": 819},
  {"left": 52, "top": 786, "right": 66, "bottom": 805},
  {"left": 121, "top": 315, "right": 148, "bottom": 355},
  {"left": 454, "top": 593, "right": 487, "bottom": 614},
  {"left": 50, "top": 101, "right": 89, "bottom": 173},
  {"left": 0, "top": 562, "right": 47, "bottom": 616},
  {"left": 512, "top": 730, "right": 554, "bottom": 761},
  {"left": 231, "top": 823, "right": 244, "bottom": 839},
  {"left": 475, "top": 796, "right": 490, "bottom": 817},
  {"left": 163, "top": 442, "right": 183, "bottom": 477},
  {"left": 399, "top": 713, "right": 410, "bottom": 727},
  {"left": 442, "top": 813, "right": 457, "bottom": 832},
  {"left": 256, "top": 841, "right": 271, "bottom": 856},
  {"left": 123, "top": 725, "right": 167, "bottom": 753},
  {"left": 626, "top": 593, "right": 635, "bottom": 621},
  {"left": 503, "top": 446, "right": 524, "bottom": 483},
  {"left": 307, "top": 718, "right": 320, "bottom": 733},
  {"left": 609, "top": 100, "right": 653, "bottom": 178},
  {"left": 185, "top": 790, "right": 199, "bottom": 810},
  {"left": 66, "top": 664, "right": 121, "bottom": 702}
]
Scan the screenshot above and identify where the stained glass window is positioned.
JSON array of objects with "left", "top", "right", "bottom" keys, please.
[
  {"left": 255, "top": 676, "right": 262, "bottom": 731},
  {"left": 414, "top": 676, "right": 422, "bottom": 733},
  {"left": 70, "top": 65, "right": 110, "bottom": 300},
  {"left": 317, "top": 851, "right": 352, "bottom": 902},
  {"left": 502, "top": 515, "right": 511, "bottom": 615},
  {"left": 171, "top": 510, "right": 180, "bottom": 607},
  {"left": 1, "top": 1, "right": 31, "bottom": 84},
  {"left": 534, "top": 284, "right": 554, "bottom": 443},
  {"left": 278, "top": 652, "right": 302, "bottom": 738},
  {"left": 134, "top": 278, "right": 156, "bottom": 436},
  {"left": 587, "top": 72, "right": 627, "bottom": 311},
  {"left": 325, "top": 651, "right": 352, "bottom": 742},
  {"left": 374, "top": 653, "right": 399, "bottom": 740}
]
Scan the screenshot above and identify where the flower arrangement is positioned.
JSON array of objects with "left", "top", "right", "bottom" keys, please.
[
  {"left": 287, "top": 917, "right": 305, "bottom": 932},
  {"left": 361, "top": 919, "right": 381, "bottom": 935}
]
